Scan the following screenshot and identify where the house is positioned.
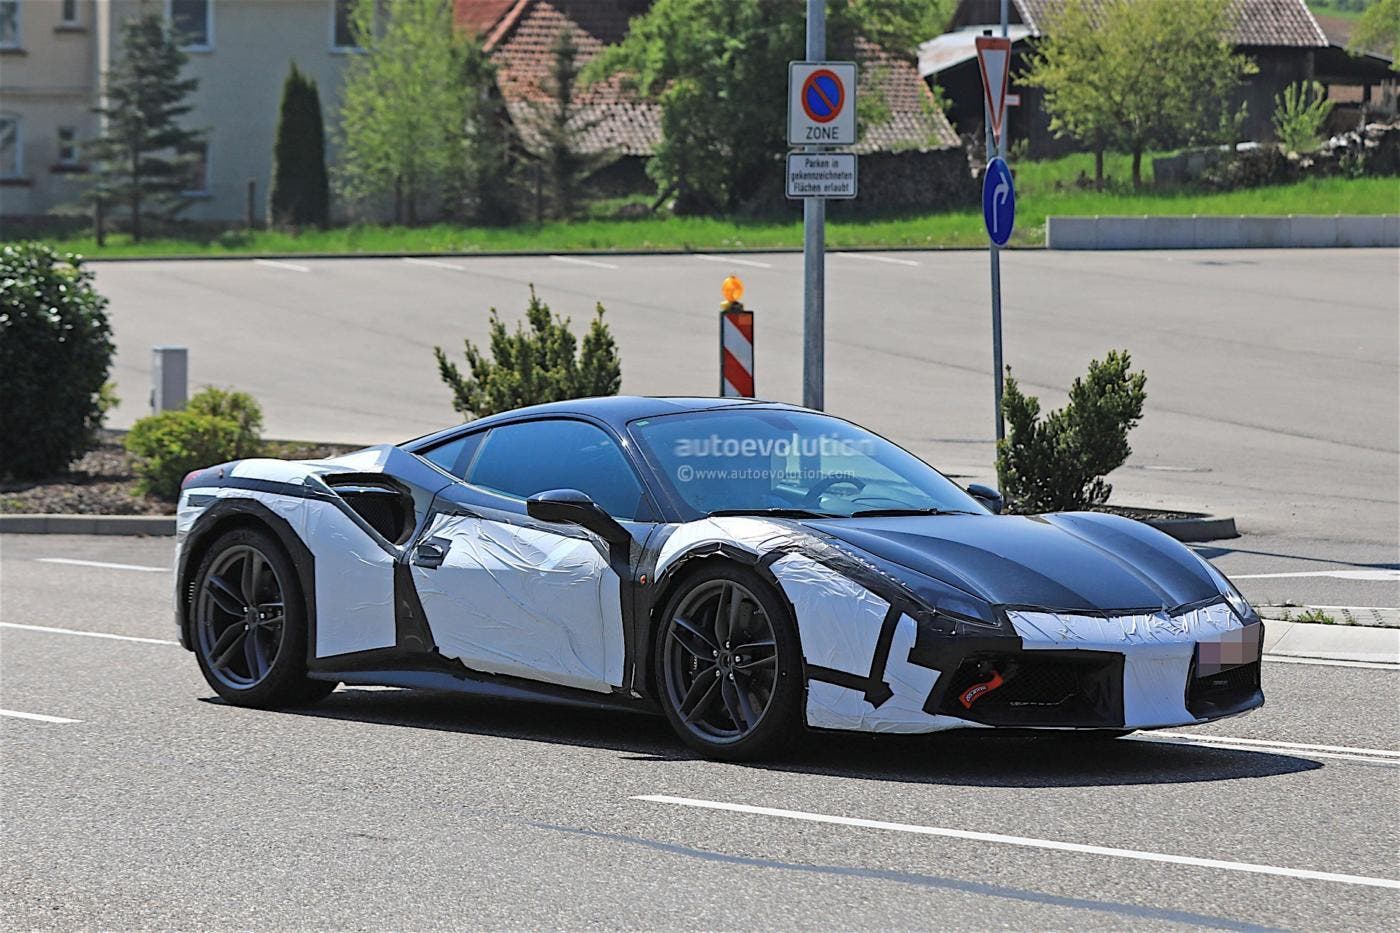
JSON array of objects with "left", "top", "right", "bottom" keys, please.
[
  {"left": 919, "top": 0, "right": 1386, "bottom": 157},
  {"left": 1, "top": 0, "right": 361, "bottom": 225},
  {"left": 457, "top": 0, "right": 972, "bottom": 209}
]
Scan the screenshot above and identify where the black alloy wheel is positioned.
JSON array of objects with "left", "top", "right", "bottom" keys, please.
[
  {"left": 192, "top": 528, "right": 334, "bottom": 707},
  {"left": 657, "top": 564, "right": 803, "bottom": 760}
]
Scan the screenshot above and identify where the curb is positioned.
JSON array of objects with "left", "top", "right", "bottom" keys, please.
[
  {"left": 0, "top": 514, "right": 175, "bottom": 536},
  {"left": 1262, "top": 619, "right": 1399, "bottom": 665},
  {"left": 1142, "top": 515, "right": 1239, "bottom": 543}
]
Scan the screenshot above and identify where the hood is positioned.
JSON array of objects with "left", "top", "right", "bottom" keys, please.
[{"left": 810, "top": 511, "right": 1219, "bottom": 613}]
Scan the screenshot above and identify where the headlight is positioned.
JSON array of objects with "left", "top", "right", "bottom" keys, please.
[{"left": 1193, "top": 553, "right": 1256, "bottom": 621}]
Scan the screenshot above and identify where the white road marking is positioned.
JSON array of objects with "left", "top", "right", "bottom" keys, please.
[
  {"left": 1233, "top": 569, "right": 1399, "bottom": 581},
  {"left": 634, "top": 795, "right": 1400, "bottom": 890},
  {"left": 835, "top": 251, "right": 919, "bottom": 266},
  {"left": 549, "top": 255, "right": 619, "bottom": 270},
  {"left": 403, "top": 257, "right": 467, "bottom": 271},
  {"left": 252, "top": 258, "right": 310, "bottom": 273},
  {"left": 0, "top": 622, "right": 178, "bottom": 646},
  {"left": 693, "top": 254, "right": 773, "bottom": 269},
  {"left": 1132, "top": 733, "right": 1399, "bottom": 764},
  {"left": 1264, "top": 654, "right": 1398, "bottom": 671},
  {"left": 1145, "top": 732, "right": 1399, "bottom": 758},
  {"left": 0, "top": 709, "right": 82, "bottom": 724},
  {"left": 36, "top": 557, "right": 169, "bottom": 573}
]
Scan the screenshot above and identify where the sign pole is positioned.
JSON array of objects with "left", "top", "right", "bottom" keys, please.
[
  {"left": 802, "top": 0, "right": 826, "bottom": 411},
  {"left": 985, "top": 0, "right": 1011, "bottom": 444}
]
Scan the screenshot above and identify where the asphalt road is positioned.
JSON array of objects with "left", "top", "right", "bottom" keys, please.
[
  {"left": 2, "top": 534, "right": 1398, "bottom": 930},
  {"left": 90, "top": 248, "right": 1399, "bottom": 610}
]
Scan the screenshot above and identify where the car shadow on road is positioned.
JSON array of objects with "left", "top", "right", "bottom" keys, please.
[{"left": 241, "top": 688, "right": 1325, "bottom": 788}]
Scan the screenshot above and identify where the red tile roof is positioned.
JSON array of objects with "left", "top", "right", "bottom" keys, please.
[
  {"left": 467, "top": 1, "right": 959, "bottom": 158},
  {"left": 1008, "top": 0, "right": 1326, "bottom": 48}
]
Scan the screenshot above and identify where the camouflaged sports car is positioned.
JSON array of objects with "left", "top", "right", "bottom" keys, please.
[{"left": 174, "top": 397, "right": 1263, "bottom": 759}]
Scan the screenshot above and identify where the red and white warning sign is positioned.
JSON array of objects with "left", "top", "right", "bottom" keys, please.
[
  {"left": 720, "top": 306, "right": 754, "bottom": 397},
  {"left": 975, "top": 36, "right": 1012, "bottom": 146}
]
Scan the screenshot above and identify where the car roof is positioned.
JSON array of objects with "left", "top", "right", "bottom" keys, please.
[{"left": 400, "top": 396, "right": 810, "bottom": 449}]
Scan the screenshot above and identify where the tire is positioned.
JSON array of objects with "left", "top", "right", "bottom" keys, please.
[
  {"left": 654, "top": 563, "right": 804, "bottom": 761},
  {"left": 191, "top": 527, "right": 336, "bottom": 708}
]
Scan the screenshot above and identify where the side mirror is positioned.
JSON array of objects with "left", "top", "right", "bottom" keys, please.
[
  {"left": 966, "top": 483, "right": 1004, "bottom": 515},
  {"left": 526, "top": 488, "right": 631, "bottom": 546}
]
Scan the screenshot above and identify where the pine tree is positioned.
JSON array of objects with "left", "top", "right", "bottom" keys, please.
[
  {"left": 457, "top": 41, "right": 521, "bottom": 226},
  {"left": 269, "top": 63, "right": 330, "bottom": 228},
  {"left": 522, "top": 30, "right": 614, "bottom": 220},
  {"left": 86, "top": 12, "right": 204, "bottom": 241}
]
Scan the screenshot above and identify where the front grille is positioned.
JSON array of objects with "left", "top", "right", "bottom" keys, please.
[
  {"left": 938, "top": 651, "right": 1125, "bottom": 727},
  {"left": 1186, "top": 659, "right": 1262, "bottom": 719}
]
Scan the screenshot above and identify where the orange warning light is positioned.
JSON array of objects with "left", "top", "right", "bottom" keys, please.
[{"left": 721, "top": 275, "right": 744, "bottom": 305}]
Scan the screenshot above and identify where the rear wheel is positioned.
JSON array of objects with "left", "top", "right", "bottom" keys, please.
[
  {"left": 192, "top": 527, "right": 335, "bottom": 708},
  {"left": 655, "top": 564, "right": 803, "bottom": 760}
]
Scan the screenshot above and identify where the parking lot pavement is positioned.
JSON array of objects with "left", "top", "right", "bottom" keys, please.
[{"left": 2, "top": 535, "right": 1397, "bottom": 929}]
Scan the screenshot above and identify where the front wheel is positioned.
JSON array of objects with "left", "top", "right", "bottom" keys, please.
[
  {"left": 655, "top": 564, "right": 804, "bottom": 760},
  {"left": 191, "top": 527, "right": 335, "bottom": 708}
]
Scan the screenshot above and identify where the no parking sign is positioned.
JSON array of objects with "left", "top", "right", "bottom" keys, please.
[{"left": 788, "top": 62, "right": 857, "bottom": 147}]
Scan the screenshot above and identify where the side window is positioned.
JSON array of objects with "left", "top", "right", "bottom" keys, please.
[
  {"left": 467, "top": 420, "right": 646, "bottom": 521},
  {"left": 420, "top": 432, "right": 482, "bottom": 479}
]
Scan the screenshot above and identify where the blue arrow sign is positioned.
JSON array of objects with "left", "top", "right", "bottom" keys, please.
[{"left": 982, "top": 157, "right": 1015, "bottom": 247}]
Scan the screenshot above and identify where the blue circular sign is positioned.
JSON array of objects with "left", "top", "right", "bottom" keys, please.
[
  {"left": 802, "top": 70, "right": 844, "bottom": 123},
  {"left": 982, "top": 157, "right": 1016, "bottom": 247}
]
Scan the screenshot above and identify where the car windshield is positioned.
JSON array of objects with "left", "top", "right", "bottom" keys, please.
[{"left": 629, "top": 409, "right": 986, "bottom": 519}]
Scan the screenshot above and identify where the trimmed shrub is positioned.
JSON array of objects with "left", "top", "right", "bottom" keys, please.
[
  {"left": 434, "top": 285, "right": 621, "bottom": 420},
  {"left": 125, "top": 410, "right": 244, "bottom": 500},
  {"left": 0, "top": 243, "right": 115, "bottom": 480},
  {"left": 269, "top": 62, "right": 330, "bottom": 228},
  {"left": 995, "top": 350, "right": 1147, "bottom": 514},
  {"left": 187, "top": 386, "right": 264, "bottom": 456}
]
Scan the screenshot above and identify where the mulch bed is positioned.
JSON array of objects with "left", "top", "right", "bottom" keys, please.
[
  {"left": 1091, "top": 504, "right": 1206, "bottom": 522},
  {"left": 0, "top": 431, "right": 359, "bottom": 517}
]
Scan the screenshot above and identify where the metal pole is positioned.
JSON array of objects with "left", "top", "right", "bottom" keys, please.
[
  {"left": 986, "top": 0, "right": 1010, "bottom": 445},
  {"left": 802, "top": 0, "right": 826, "bottom": 411}
]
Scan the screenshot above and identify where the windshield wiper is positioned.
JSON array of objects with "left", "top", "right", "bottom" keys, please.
[
  {"left": 707, "top": 508, "right": 839, "bottom": 519},
  {"left": 849, "top": 508, "right": 978, "bottom": 517}
]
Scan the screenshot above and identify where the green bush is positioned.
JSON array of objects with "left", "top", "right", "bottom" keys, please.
[
  {"left": 995, "top": 350, "right": 1147, "bottom": 514},
  {"left": 0, "top": 242, "right": 115, "bottom": 480},
  {"left": 125, "top": 410, "right": 244, "bottom": 500},
  {"left": 187, "top": 386, "right": 264, "bottom": 456},
  {"left": 434, "top": 285, "right": 621, "bottom": 419}
]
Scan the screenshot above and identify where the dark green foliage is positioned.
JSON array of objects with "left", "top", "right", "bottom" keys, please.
[
  {"left": 458, "top": 41, "right": 522, "bottom": 225},
  {"left": 434, "top": 286, "right": 621, "bottom": 419},
  {"left": 995, "top": 351, "right": 1147, "bottom": 513},
  {"left": 85, "top": 12, "right": 204, "bottom": 241},
  {"left": 186, "top": 386, "right": 264, "bottom": 457},
  {"left": 0, "top": 243, "right": 115, "bottom": 480},
  {"left": 591, "top": 0, "right": 953, "bottom": 214},
  {"left": 270, "top": 63, "right": 330, "bottom": 228},
  {"left": 125, "top": 411, "right": 244, "bottom": 500}
]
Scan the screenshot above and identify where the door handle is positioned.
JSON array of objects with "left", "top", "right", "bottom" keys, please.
[{"left": 411, "top": 538, "right": 449, "bottom": 569}]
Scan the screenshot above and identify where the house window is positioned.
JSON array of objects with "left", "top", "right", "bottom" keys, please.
[
  {"left": 61, "top": 0, "right": 80, "bottom": 27},
  {"left": 182, "top": 141, "right": 209, "bottom": 195},
  {"left": 0, "top": 1, "right": 20, "bottom": 49},
  {"left": 57, "top": 126, "right": 79, "bottom": 166},
  {"left": 331, "top": 0, "right": 359, "bottom": 50},
  {"left": 0, "top": 115, "right": 21, "bottom": 178},
  {"left": 169, "top": 0, "right": 212, "bottom": 50}
]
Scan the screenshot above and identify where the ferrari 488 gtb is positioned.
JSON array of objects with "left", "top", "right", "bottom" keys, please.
[{"left": 175, "top": 397, "right": 1263, "bottom": 759}]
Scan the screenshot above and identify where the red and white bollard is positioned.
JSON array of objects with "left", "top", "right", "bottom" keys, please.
[{"left": 719, "top": 276, "right": 754, "bottom": 398}]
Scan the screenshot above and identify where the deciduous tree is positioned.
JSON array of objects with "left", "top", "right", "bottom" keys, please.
[
  {"left": 337, "top": 0, "right": 473, "bottom": 224},
  {"left": 591, "top": 0, "right": 953, "bottom": 214},
  {"left": 1023, "top": 0, "right": 1255, "bottom": 187}
]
